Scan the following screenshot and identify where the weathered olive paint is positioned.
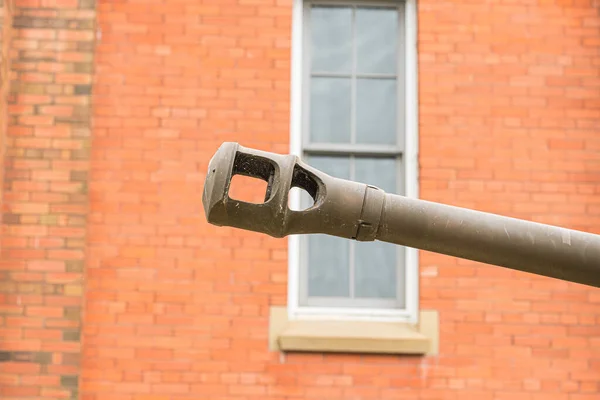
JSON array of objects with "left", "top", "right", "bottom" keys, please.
[{"left": 203, "top": 142, "right": 600, "bottom": 289}]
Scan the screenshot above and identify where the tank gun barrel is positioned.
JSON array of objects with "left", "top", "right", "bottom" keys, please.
[{"left": 203, "top": 142, "right": 600, "bottom": 288}]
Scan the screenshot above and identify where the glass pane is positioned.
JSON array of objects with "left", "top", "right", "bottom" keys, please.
[
  {"left": 356, "top": 78, "right": 397, "bottom": 145},
  {"left": 309, "top": 155, "right": 350, "bottom": 180},
  {"left": 356, "top": 7, "right": 398, "bottom": 75},
  {"left": 310, "top": 6, "right": 353, "bottom": 73},
  {"left": 355, "top": 241, "right": 397, "bottom": 299},
  {"left": 306, "top": 156, "right": 351, "bottom": 298},
  {"left": 309, "top": 77, "right": 352, "bottom": 144},
  {"left": 354, "top": 157, "right": 398, "bottom": 300},
  {"left": 308, "top": 235, "right": 350, "bottom": 297},
  {"left": 354, "top": 157, "right": 396, "bottom": 193}
]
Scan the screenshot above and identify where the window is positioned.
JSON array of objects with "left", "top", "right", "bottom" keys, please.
[{"left": 289, "top": 0, "right": 418, "bottom": 322}]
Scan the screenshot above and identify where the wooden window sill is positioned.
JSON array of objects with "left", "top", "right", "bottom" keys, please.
[{"left": 269, "top": 306, "right": 438, "bottom": 356}]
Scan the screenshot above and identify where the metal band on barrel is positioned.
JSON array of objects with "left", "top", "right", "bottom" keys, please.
[{"left": 355, "top": 185, "right": 385, "bottom": 242}]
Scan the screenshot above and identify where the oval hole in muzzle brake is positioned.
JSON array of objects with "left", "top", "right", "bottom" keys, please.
[{"left": 287, "top": 163, "right": 321, "bottom": 211}]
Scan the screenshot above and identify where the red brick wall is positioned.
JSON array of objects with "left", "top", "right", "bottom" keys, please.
[
  {"left": 2, "top": 0, "right": 599, "bottom": 399},
  {"left": 0, "top": 1, "right": 96, "bottom": 398}
]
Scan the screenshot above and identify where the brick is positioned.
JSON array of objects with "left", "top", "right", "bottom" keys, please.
[
  {"left": 27, "top": 260, "right": 65, "bottom": 272},
  {"left": 63, "top": 330, "right": 80, "bottom": 341},
  {"left": 0, "top": 386, "right": 41, "bottom": 396},
  {"left": 26, "top": 306, "right": 64, "bottom": 318},
  {"left": 0, "top": 361, "right": 42, "bottom": 374}
]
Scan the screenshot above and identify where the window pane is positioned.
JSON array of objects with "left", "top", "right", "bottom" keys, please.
[
  {"left": 354, "top": 157, "right": 398, "bottom": 300},
  {"left": 308, "top": 234, "right": 350, "bottom": 297},
  {"left": 306, "top": 156, "right": 350, "bottom": 298},
  {"left": 355, "top": 241, "right": 397, "bottom": 299},
  {"left": 356, "top": 78, "right": 397, "bottom": 145},
  {"left": 310, "top": 77, "right": 352, "bottom": 144},
  {"left": 308, "top": 155, "right": 350, "bottom": 179},
  {"left": 310, "top": 6, "right": 353, "bottom": 73},
  {"left": 354, "top": 157, "right": 396, "bottom": 193},
  {"left": 356, "top": 7, "right": 398, "bottom": 75}
]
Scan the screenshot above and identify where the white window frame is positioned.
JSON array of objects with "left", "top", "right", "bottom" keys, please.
[{"left": 287, "top": 0, "right": 419, "bottom": 324}]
